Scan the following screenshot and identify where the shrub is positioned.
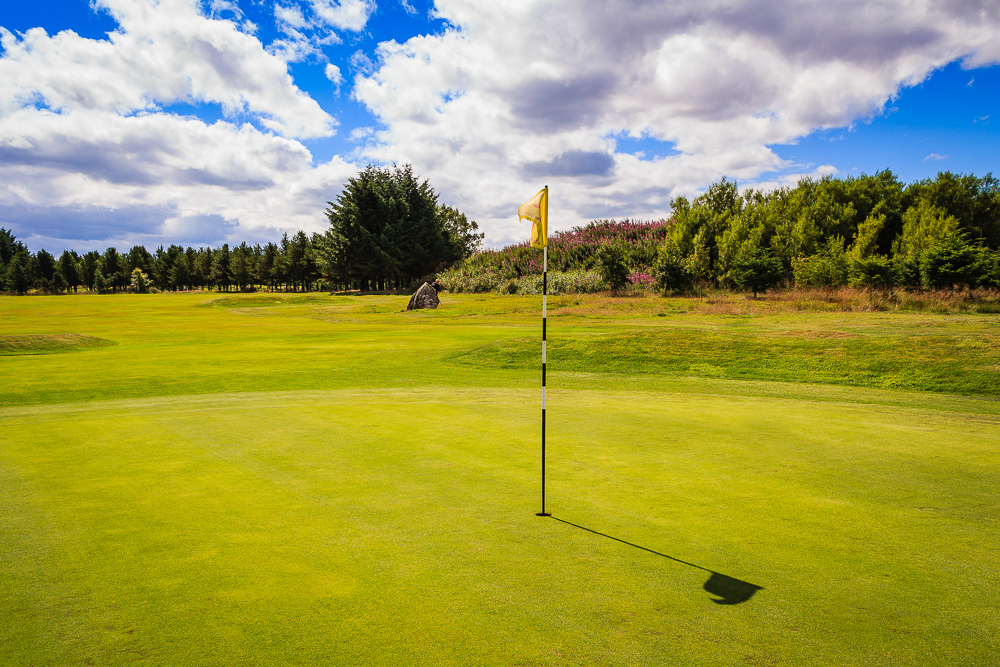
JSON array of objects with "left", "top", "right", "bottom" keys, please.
[
  {"left": 652, "top": 238, "right": 692, "bottom": 294},
  {"left": 849, "top": 255, "right": 893, "bottom": 288},
  {"left": 597, "top": 245, "right": 632, "bottom": 293},
  {"left": 793, "top": 237, "right": 849, "bottom": 287},
  {"left": 730, "top": 247, "right": 783, "bottom": 297},
  {"left": 920, "top": 233, "right": 982, "bottom": 289}
]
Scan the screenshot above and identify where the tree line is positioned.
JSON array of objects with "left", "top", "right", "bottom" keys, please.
[
  {"left": 0, "top": 229, "right": 329, "bottom": 295},
  {"left": 654, "top": 170, "right": 1000, "bottom": 294},
  {"left": 439, "top": 170, "right": 1000, "bottom": 297},
  {"left": 1, "top": 164, "right": 483, "bottom": 295}
]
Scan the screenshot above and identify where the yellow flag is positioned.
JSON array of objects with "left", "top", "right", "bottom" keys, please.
[{"left": 518, "top": 187, "right": 548, "bottom": 248}]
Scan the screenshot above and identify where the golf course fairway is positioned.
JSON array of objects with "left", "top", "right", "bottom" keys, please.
[{"left": 2, "top": 291, "right": 998, "bottom": 666}]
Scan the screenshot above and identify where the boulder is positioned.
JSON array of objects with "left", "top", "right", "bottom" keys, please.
[{"left": 407, "top": 282, "right": 440, "bottom": 310}]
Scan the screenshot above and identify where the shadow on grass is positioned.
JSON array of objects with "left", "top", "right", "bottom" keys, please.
[{"left": 550, "top": 516, "right": 763, "bottom": 605}]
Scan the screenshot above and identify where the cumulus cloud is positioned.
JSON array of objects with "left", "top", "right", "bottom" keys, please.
[
  {"left": 0, "top": 108, "right": 359, "bottom": 250},
  {"left": 3, "top": 0, "right": 1000, "bottom": 252},
  {"left": 353, "top": 0, "right": 1000, "bottom": 246},
  {"left": 0, "top": 0, "right": 362, "bottom": 251},
  {"left": 310, "top": 0, "right": 377, "bottom": 31},
  {"left": 0, "top": 0, "right": 335, "bottom": 139}
]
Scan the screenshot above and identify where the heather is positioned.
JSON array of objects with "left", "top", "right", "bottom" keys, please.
[{"left": 440, "top": 218, "right": 670, "bottom": 293}]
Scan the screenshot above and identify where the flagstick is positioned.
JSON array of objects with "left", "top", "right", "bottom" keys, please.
[{"left": 537, "top": 244, "right": 551, "bottom": 517}]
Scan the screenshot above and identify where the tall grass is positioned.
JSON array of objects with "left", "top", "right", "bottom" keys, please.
[{"left": 440, "top": 219, "right": 670, "bottom": 293}]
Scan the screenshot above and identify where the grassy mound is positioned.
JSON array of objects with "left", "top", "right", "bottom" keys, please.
[
  {"left": 447, "top": 326, "right": 1000, "bottom": 394},
  {"left": 0, "top": 334, "right": 116, "bottom": 356}
]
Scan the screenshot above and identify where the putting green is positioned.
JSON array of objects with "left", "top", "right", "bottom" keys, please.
[{"left": 1, "top": 293, "right": 998, "bottom": 665}]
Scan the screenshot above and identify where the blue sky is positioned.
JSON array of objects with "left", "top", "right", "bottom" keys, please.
[
  {"left": 1, "top": 0, "right": 998, "bottom": 251},
  {"left": 773, "top": 61, "right": 999, "bottom": 184}
]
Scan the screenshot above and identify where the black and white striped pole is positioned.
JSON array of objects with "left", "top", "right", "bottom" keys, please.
[
  {"left": 518, "top": 184, "right": 551, "bottom": 518},
  {"left": 536, "top": 242, "right": 550, "bottom": 517}
]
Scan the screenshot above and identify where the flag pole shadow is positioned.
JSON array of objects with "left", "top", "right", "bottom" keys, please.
[{"left": 549, "top": 516, "right": 764, "bottom": 605}]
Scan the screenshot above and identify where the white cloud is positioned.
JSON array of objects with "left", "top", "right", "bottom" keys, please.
[
  {"left": 0, "top": 0, "right": 358, "bottom": 251},
  {"left": 352, "top": 0, "right": 1000, "bottom": 246},
  {"left": 325, "top": 63, "right": 344, "bottom": 86},
  {"left": 0, "top": 0, "right": 335, "bottom": 139},
  {"left": 923, "top": 153, "right": 948, "bottom": 161},
  {"left": 349, "top": 49, "right": 375, "bottom": 75},
  {"left": 310, "top": 0, "right": 377, "bottom": 32},
  {"left": 349, "top": 126, "right": 374, "bottom": 140},
  {"left": 0, "top": 108, "right": 358, "bottom": 250}
]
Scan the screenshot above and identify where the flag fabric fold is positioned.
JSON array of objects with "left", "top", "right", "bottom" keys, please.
[{"left": 518, "top": 187, "right": 548, "bottom": 248}]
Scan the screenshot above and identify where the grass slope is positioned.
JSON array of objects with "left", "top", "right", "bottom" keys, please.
[
  {"left": 1, "top": 292, "right": 998, "bottom": 666},
  {"left": 449, "top": 325, "right": 1000, "bottom": 394},
  {"left": 0, "top": 334, "right": 116, "bottom": 356}
]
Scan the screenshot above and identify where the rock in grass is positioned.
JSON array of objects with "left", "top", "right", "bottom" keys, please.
[{"left": 407, "top": 282, "right": 440, "bottom": 310}]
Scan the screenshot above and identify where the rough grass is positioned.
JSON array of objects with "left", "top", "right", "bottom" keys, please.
[
  {"left": 0, "top": 334, "right": 116, "bottom": 356},
  {"left": 1, "top": 292, "right": 999, "bottom": 666}
]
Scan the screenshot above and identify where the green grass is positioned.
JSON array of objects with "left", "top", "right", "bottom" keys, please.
[
  {"left": 0, "top": 333, "right": 116, "bottom": 356},
  {"left": 1, "top": 292, "right": 999, "bottom": 665},
  {"left": 449, "top": 326, "right": 1000, "bottom": 393}
]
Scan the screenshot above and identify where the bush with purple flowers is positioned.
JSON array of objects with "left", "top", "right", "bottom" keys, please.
[{"left": 439, "top": 219, "right": 670, "bottom": 293}]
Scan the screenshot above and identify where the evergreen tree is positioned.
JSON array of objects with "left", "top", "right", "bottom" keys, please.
[
  {"left": 730, "top": 247, "right": 784, "bottom": 297},
  {"left": 151, "top": 246, "right": 172, "bottom": 290},
  {"left": 80, "top": 251, "right": 101, "bottom": 291},
  {"left": 284, "top": 232, "right": 309, "bottom": 291},
  {"left": 891, "top": 200, "right": 960, "bottom": 286},
  {"left": 258, "top": 243, "right": 278, "bottom": 291},
  {"left": 920, "top": 233, "right": 982, "bottom": 289},
  {"left": 34, "top": 249, "right": 58, "bottom": 288},
  {"left": 323, "top": 164, "right": 460, "bottom": 290},
  {"left": 231, "top": 242, "right": 253, "bottom": 291},
  {"left": 4, "top": 251, "right": 32, "bottom": 294},
  {"left": 102, "top": 247, "right": 124, "bottom": 293},
  {"left": 907, "top": 172, "right": 1000, "bottom": 248},
  {"left": 126, "top": 245, "right": 153, "bottom": 276},
  {"left": 0, "top": 227, "right": 23, "bottom": 268},
  {"left": 194, "top": 248, "right": 214, "bottom": 290},
  {"left": 170, "top": 252, "right": 192, "bottom": 290},
  {"left": 58, "top": 250, "right": 81, "bottom": 292},
  {"left": 93, "top": 267, "right": 108, "bottom": 294},
  {"left": 212, "top": 244, "right": 232, "bottom": 291}
]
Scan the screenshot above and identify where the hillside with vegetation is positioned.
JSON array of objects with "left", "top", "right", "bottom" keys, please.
[
  {"left": 440, "top": 170, "right": 1000, "bottom": 296},
  {"left": 441, "top": 218, "right": 671, "bottom": 294}
]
